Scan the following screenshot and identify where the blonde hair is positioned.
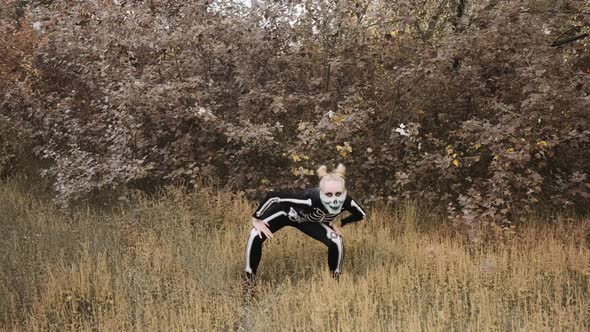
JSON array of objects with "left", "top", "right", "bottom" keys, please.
[{"left": 317, "top": 164, "right": 346, "bottom": 190}]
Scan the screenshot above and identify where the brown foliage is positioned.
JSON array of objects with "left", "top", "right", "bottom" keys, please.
[{"left": 1, "top": 0, "right": 589, "bottom": 222}]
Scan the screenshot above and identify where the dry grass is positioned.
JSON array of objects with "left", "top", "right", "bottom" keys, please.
[{"left": 0, "top": 179, "right": 589, "bottom": 331}]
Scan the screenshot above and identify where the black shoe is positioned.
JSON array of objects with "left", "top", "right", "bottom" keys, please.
[
  {"left": 243, "top": 272, "right": 257, "bottom": 290},
  {"left": 330, "top": 271, "right": 340, "bottom": 282},
  {"left": 245, "top": 272, "right": 256, "bottom": 283},
  {"left": 242, "top": 272, "right": 257, "bottom": 301}
]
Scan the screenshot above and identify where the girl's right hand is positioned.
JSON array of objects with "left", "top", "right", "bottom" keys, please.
[{"left": 252, "top": 218, "right": 274, "bottom": 239}]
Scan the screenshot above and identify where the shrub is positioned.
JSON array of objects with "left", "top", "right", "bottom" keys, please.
[{"left": 1, "top": 0, "right": 588, "bottom": 221}]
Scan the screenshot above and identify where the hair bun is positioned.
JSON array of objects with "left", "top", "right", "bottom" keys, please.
[
  {"left": 333, "top": 163, "right": 346, "bottom": 178},
  {"left": 317, "top": 165, "right": 328, "bottom": 179}
]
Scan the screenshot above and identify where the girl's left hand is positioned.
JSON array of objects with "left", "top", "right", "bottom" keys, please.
[{"left": 330, "top": 222, "right": 343, "bottom": 237}]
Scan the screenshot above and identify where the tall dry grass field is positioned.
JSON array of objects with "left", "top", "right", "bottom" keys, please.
[{"left": 1, "top": 179, "right": 589, "bottom": 331}]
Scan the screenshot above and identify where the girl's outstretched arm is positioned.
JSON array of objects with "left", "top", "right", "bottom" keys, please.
[
  {"left": 252, "top": 191, "right": 313, "bottom": 218},
  {"left": 341, "top": 196, "right": 366, "bottom": 226}
]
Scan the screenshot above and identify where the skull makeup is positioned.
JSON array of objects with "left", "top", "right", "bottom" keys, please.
[
  {"left": 317, "top": 164, "right": 347, "bottom": 214},
  {"left": 320, "top": 190, "right": 347, "bottom": 214}
]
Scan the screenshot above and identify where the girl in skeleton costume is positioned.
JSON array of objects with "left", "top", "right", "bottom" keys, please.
[{"left": 245, "top": 164, "right": 366, "bottom": 280}]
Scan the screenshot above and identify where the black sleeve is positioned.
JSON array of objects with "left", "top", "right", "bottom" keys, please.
[
  {"left": 341, "top": 196, "right": 366, "bottom": 226},
  {"left": 252, "top": 190, "right": 313, "bottom": 218}
]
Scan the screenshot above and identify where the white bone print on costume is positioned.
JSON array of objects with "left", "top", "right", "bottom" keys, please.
[
  {"left": 255, "top": 197, "right": 312, "bottom": 217},
  {"left": 320, "top": 223, "right": 343, "bottom": 273},
  {"left": 245, "top": 228, "right": 258, "bottom": 273},
  {"left": 287, "top": 207, "right": 338, "bottom": 223}
]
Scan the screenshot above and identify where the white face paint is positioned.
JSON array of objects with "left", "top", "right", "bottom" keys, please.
[{"left": 319, "top": 180, "right": 346, "bottom": 214}]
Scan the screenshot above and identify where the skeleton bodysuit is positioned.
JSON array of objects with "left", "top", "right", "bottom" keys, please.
[{"left": 245, "top": 188, "right": 366, "bottom": 277}]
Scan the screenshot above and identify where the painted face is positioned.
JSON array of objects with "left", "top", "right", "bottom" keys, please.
[{"left": 320, "top": 180, "right": 347, "bottom": 214}]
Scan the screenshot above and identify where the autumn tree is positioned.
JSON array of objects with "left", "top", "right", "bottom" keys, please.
[{"left": 0, "top": 0, "right": 588, "bottom": 224}]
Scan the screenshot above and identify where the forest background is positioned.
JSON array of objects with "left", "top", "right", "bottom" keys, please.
[
  {"left": 1, "top": 0, "right": 589, "bottom": 223},
  {"left": 1, "top": 1, "right": 590, "bottom": 330}
]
